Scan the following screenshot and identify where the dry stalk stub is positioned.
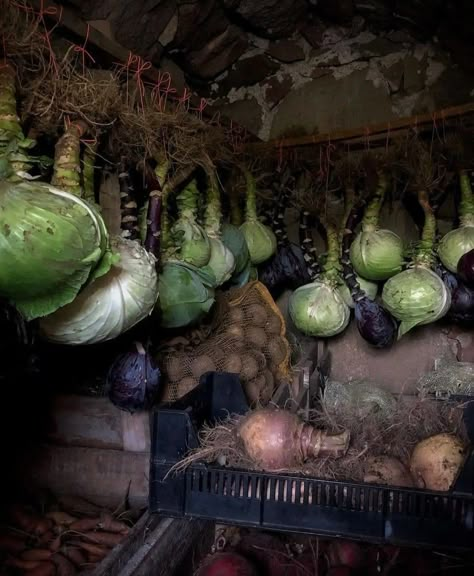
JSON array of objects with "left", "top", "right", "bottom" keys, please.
[{"left": 238, "top": 408, "right": 350, "bottom": 472}]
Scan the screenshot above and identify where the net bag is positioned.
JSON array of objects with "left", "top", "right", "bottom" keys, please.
[
  {"left": 161, "top": 281, "right": 291, "bottom": 404},
  {"left": 417, "top": 360, "right": 474, "bottom": 398}
]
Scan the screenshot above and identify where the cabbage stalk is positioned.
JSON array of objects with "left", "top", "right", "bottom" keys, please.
[
  {"left": 382, "top": 190, "right": 450, "bottom": 337},
  {"left": 40, "top": 237, "right": 158, "bottom": 344},
  {"left": 338, "top": 276, "right": 378, "bottom": 308},
  {"left": 289, "top": 223, "right": 350, "bottom": 337},
  {"left": 350, "top": 171, "right": 404, "bottom": 280},
  {"left": 158, "top": 261, "right": 215, "bottom": 328},
  {"left": 170, "top": 179, "right": 210, "bottom": 267},
  {"left": 0, "top": 180, "right": 113, "bottom": 320},
  {"left": 201, "top": 170, "right": 235, "bottom": 285},
  {"left": 438, "top": 171, "right": 474, "bottom": 272},
  {"left": 240, "top": 168, "right": 276, "bottom": 265}
]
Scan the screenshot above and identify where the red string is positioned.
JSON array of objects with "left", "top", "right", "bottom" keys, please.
[
  {"left": 151, "top": 71, "right": 176, "bottom": 112},
  {"left": 72, "top": 23, "right": 95, "bottom": 75},
  {"left": 177, "top": 87, "right": 191, "bottom": 112}
]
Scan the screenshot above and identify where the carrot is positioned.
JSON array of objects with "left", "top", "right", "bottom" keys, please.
[
  {"left": 24, "top": 561, "right": 56, "bottom": 576},
  {"left": 21, "top": 548, "right": 52, "bottom": 561},
  {"left": 52, "top": 553, "right": 76, "bottom": 576},
  {"left": 46, "top": 511, "right": 77, "bottom": 527},
  {"left": 69, "top": 518, "right": 100, "bottom": 532},
  {"left": 0, "top": 533, "right": 27, "bottom": 553},
  {"left": 60, "top": 546, "right": 87, "bottom": 567},
  {"left": 73, "top": 540, "right": 108, "bottom": 559},
  {"left": 80, "top": 531, "right": 124, "bottom": 548},
  {"left": 6, "top": 555, "right": 41, "bottom": 570},
  {"left": 97, "top": 514, "right": 129, "bottom": 535}
]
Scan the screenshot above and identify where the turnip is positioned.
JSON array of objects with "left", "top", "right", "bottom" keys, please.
[
  {"left": 363, "top": 456, "right": 415, "bottom": 488},
  {"left": 409, "top": 433, "right": 466, "bottom": 491},
  {"left": 238, "top": 408, "right": 349, "bottom": 471},
  {"left": 197, "top": 552, "right": 258, "bottom": 576}
]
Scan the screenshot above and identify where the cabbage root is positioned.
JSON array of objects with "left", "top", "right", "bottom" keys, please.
[{"left": 52, "top": 120, "right": 87, "bottom": 196}]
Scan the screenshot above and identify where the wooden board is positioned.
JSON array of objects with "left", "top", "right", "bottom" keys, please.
[
  {"left": 29, "top": 444, "right": 149, "bottom": 509},
  {"left": 89, "top": 514, "right": 214, "bottom": 576},
  {"left": 48, "top": 395, "right": 151, "bottom": 452}
]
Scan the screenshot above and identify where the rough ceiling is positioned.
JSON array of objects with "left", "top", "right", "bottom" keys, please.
[{"left": 62, "top": 0, "right": 474, "bottom": 85}]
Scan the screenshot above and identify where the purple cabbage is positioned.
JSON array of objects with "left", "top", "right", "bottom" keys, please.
[
  {"left": 457, "top": 249, "right": 474, "bottom": 287},
  {"left": 435, "top": 262, "right": 474, "bottom": 326},
  {"left": 107, "top": 341, "right": 161, "bottom": 412}
]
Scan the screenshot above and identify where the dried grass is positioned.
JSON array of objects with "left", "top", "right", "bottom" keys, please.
[{"left": 170, "top": 395, "right": 469, "bottom": 484}]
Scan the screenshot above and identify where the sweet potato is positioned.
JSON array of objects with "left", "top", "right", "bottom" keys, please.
[
  {"left": 9, "top": 506, "right": 45, "bottom": 534},
  {"left": 49, "top": 535, "right": 62, "bottom": 553},
  {"left": 86, "top": 553, "right": 105, "bottom": 564},
  {"left": 69, "top": 518, "right": 100, "bottom": 532},
  {"left": 81, "top": 531, "right": 124, "bottom": 548},
  {"left": 6, "top": 556, "right": 41, "bottom": 570},
  {"left": 24, "top": 561, "right": 56, "bottom": 576},
  {"left": 52, "top": 553, "right": 76, "bottom": 576},
  {"left": 97, "top": 514, "right": 130, "bottom": 535},
  {"left": 21, "top": 548, "right": 52, "bottom": 561},
  {"left": 60, "top": 546, "right": 87, "bottom": 567},
  {"left": 37, "top": 531, "right": 55, "bottom": 547},
  {"left": 46, "top": 511, "right": 77, "bottom": 527},
  {"left": 0, "top": 533, "right": 27, "bottom": 553},
  {"left": 72, "top": 540, "right": 108, "bottom": 559}
]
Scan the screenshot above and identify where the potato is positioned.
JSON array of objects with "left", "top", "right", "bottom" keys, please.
[
  {"left": 245, "top": 303, "right": 269, "bottom": 327},
  {"left": 245, "top": 326, "right": 267, "bottom": 348},
  {"left": 164, "top": 354, "right": 186, "bottom": 382},
  {"left": 266, "top": 337, "right": 287, "bottom": 365},
  {"left": 222, "top": 353, "right": 243, "bottom": 374},
  {"left": 227, "top": 306, "right": 245, "bottom": 325},
  {"left": 240, "top": 355, "right": 260, "bottom": 382},
  {"left": 177, "top": 377, "right": 197, "bottom": 398},
  {"left": 363, "top": 456, "right": 415, "bottom": 487},
  {"left": 264, "top": 314, "right": 282, "bottom": 335},
  {"left": 224, "top": 324, "right": 245, "bottom": 341},
  {"left": 190, "top": 355, "right": 216, "bottom": 379},
  {"left": 409, "top": 433, "right": 466, "bottom": 491},
  {"left": 244, "top": 375, "right": 267, "bottom": 405}
]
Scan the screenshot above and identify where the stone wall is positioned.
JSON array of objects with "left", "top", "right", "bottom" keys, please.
[{"left": 207, "top": 25, "right": 474, "bottom": 141}]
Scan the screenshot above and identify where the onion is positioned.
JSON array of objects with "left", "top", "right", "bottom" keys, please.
[
  {"left": 197, "top": 552, "right": 258, "bottom": 576},
  {"left": 410, "top": 434, "right": 466, "bottom": 491},
  {"left": 363, "top": 456, "right": 414, "bottom": 487},
  {"left": 238, "top": 408, "right": 350, "bottom": 471}
]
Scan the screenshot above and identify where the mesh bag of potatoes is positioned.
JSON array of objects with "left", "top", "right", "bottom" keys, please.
[{"left": 161, "top": 281, "right": 291, "bottom": 405}]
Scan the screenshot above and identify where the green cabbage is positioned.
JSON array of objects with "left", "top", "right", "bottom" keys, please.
[
  {"left": 0, "top": 180, "right": 113, "bottom": 320},
  {"left": 382, "top": 267, "right": 451, "bottom": 337},
  {"left": 338, "top": 275, "right": 378, "bottom": 308},
  {"left": 158, "top": 261, "right": 215, "bottom": 328},
  {"left": 289, "top": 280, "right": 350, "bottom": 337},
  {"left": 221, "top": 223, "right": 250, "bottom": 275},
  {"left": 350, "top": 229, "right": 404, "bottom": 281},
  {"left": 40, "top": 237, "right": 158, "bottom": 344},
  {"left": 438, "top": 226, "right": 474, "bottom": 273}
]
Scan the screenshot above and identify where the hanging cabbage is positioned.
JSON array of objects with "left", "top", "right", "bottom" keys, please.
[
  {"left": 382, "top": 190, "right": 451, "bottom": 338},
  {"left": 350, "top": 171, "right": 404, "bottom": 281},
  {"left": 158, "top": 261, "right": 215, "bottom": 328},
  {"left": 0, "top": 180, "right": 113, "bottom": 320},
  {"left": 200, "top": 170, "right": 235, "bottom": 286},
  {"left": 289, "top": 222, "right": 350, "bottom": 338},
  {"left": 221, "top": 223, "right": 249, "bottom": 276},
  {"left": 170, "top": 179, "right": 210, "bottom": 267},
  {"left": 40, "top": 236, "right": 158, "bottom": 344},
  {"left": 438, "top": 170, "right": 474, "bottom": 272},
  {"left": 240, "top": 168, "right": 277, "bottom": 265}
]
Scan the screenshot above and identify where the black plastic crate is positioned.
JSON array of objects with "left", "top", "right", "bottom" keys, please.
[{"left": 149, "top": 372, "right": 474, "bottom": 550}]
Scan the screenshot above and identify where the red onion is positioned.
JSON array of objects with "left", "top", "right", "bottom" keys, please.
[{"left": 197, "top": 552, "right": 258, "bottom": 576}]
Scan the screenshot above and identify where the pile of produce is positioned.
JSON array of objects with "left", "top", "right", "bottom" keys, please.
[
  {"left": 172, "top": 383, "right": 469, "bottom": 492},
  {"left": 0, "top": 494, "right": 135, "bottom": 574},
  {"left": 160, "top": 281, "right": 290, "bottom": 405}
]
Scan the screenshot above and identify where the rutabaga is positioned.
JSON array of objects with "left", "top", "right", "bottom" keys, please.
[
  {"left": 350, "top": 171, "right": 404, "bottom": 281},
  {"left": 438, "top": 170, "right": 474, "bottom": 272},
  {"left": 171, "top": 179, "right": 211, "bottom": 267},
  {"left": 382, "top": 191, "right": 451, "bottom": 338},
  {"left": 240, "top": 169, "right": 277, "bottom": 265},
  {"left": 201, "top": 170, "right": 235, "bottom": 286},
  {"left": 40, "top": 237, "right": 159, "bottom": 345},
  {"left": 0, "top": 180, "right": 113, "bottom": 320}
]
